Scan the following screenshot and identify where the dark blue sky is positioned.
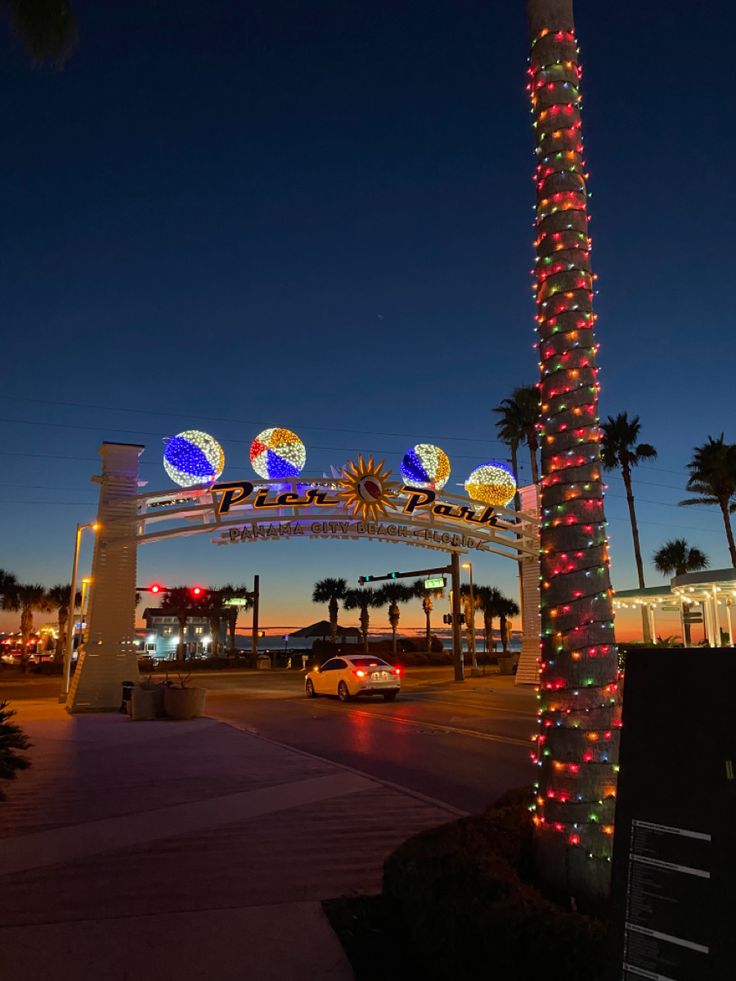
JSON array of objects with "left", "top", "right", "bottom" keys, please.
[{"left": 1, "top": 1, "right": 734, "bottom": 632}]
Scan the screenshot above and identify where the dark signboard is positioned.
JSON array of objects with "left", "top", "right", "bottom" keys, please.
[{"left": 610, "top": 649, "right": 736, "bottom": 980}]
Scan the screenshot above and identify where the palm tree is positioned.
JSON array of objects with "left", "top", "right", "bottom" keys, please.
[
  {"left": 409, "top": 580, "right": 444, "bottom": 652},
  {"left": 475, "top": 585, "right": 503, "bottom": 653},
  {"left": 220, "top": 584, "right": 253, "bottom": 654},
  {"left": 528, "top": 0, "right": 619, "bottom": 902},
  {"left": 680, "top": 435, "right": 736, "bottom": 568},
  {"left": 459, "top": 583, "right": 480, "bottom": 669},
  {"left": 312, "top": 578, "right": 347, "bottom": 641},
  {"left": 46, "top": 584, "right": 81, "bottom": 661},
  {"left": 375, "top": 583, "right": 414, "bottom": 656},
  {"left": 199, "top": 589, "right": 228, "bottom": 658},
  {"left": 160, "top": 586, "right": 203, "bottom": 661},
  {"left": 2, "top": 584, "right": 51, "bottom": 671},
  {"left": 653, "top": 539, "right": 709, "bottom": 646},
  {"left": 498, "top": 596, "right": 520, "bottom": 653},
  {"left": 1, "top": 1, "right": 78, "bottom": 65},
  {"left": 343, "top": 587, "right": 380, "bottom": 651},
  {"left": 600, "top": 413, "right": 657, "bottom": 606},
  {"left": 493, "top": 384, "right": 540, "bottom": 485},
  {"left": 0, "top": 569, "right": 18, "bottom": 601}
]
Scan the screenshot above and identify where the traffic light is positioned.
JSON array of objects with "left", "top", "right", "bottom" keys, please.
[
  {"left": 359, "top": 575, "right": 373, "bottom": 584},
  {"left": 389, "top": 572, "right": 398, "bottom": 579},
  {"left": 442, "top": 613, "right": 466, "bottom": 625},
  {"left": 150, "top": 584, "right": 162, "bottom": 594},
  {"left": 190, "top": 585, "right": 206, "bottom": 599},
  {"left": 257, "top": 630, "right": 265, "bottom": 638}
]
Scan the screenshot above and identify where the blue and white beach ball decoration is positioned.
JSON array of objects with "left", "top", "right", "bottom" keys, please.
[
  {"left": 400, "top": 444, "right": 451, "bottom": 491},
  {"left": 163, "top": 430, "right": 225, "bottom": 488}
]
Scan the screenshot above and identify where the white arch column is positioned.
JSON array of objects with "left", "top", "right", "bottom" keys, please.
[{"left": 67, "top": 442, "right": 143, "bottom": 712}]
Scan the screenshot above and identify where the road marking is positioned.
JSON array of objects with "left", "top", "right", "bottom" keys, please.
[{"left": 340, "top": 707, "right": 530, "bottom": 747}]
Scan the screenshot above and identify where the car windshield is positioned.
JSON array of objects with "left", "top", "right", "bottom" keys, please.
[{"left": 349, "top": 657, "right": 389, "bottom": 667}]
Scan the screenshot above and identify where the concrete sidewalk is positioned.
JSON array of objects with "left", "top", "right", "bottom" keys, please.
[{"left": 0, "top": 700, "right": 458, "bottom": 981}]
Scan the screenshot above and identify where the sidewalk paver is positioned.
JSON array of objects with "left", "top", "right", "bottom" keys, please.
[{"left": 0, "top": 700, "right": 459, "bottom": 980}]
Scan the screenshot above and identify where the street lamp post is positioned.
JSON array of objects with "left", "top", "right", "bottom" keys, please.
[
  {"left": 462, "top": 561, "right": 477, "bottom": 672},
  {"left": 61, "top": 522, "right": 98, "bottom": 701}
]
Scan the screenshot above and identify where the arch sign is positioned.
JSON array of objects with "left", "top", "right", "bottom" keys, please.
[{"left": 66, "top": 437, "right": 540, "bottom": 713}]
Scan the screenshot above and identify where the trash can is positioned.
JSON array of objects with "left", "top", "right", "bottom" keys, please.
[{"left": 120, "top": 680, "right": 136, "bottom": 713}]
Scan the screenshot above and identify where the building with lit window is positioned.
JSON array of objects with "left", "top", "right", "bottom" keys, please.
[{"left": 141, "top": 608, "right": 229, "bottom": 660}]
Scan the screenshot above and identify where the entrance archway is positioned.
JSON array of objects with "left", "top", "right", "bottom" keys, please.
[{"left": 67, "top": 442, "right": 540, "bottom": 711}]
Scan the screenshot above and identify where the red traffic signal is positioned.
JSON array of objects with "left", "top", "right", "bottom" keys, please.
[
  {"left": 190, "top": 585, "right": 205, "bottom": 598},
  {"left": 150, "top": 584, "right": 162, "bottom": 594}
]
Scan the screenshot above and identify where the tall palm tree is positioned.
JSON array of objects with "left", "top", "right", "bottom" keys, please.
[
  {"left": 493, "top": 384, "right": 540, "bottom": 485},
  {"left": 475, "top": 585, "right": 503, "bottom": 653},
  {"left": 459, "top": 583, "right": 480, "bottom": 669},
  {"left": 220, "top": 584, "right": 253, "bottom": 654},
  {"left": 1, "top": 0, "right": 78, "bottom": 65},
  {"left": 410, "top": 580, "right": 444, "bottom": 652},
  {"left": 312, "top": 578, "right": 347, "bottom": 641},
  {"left": 375, "top": 583, "right": 414, "bottom": 656},
  {"left": 653, "top": 539, "right": 709, "bottom": 646},
  {"left": 46, "top": 583, "right": 81, "bottom": 661},
  {"left": 600, "top": 413, "right": 657, "bottom": 602},
  {"left": 199, "top": 588, "right": 228, "bottom": 658},
  {"left": 343, "top": 587, "right": 380, "bottom": 651},
  {"left": 2, "top": 584, "right": 51, "bottom": 670},
  {"left": 527, "top": 0, "right": 619, "bottom": 902},
  {"left": 160, "top": 586, "right": 203, "bottom": 661},
  {"left": 498, "top": 596, "right": 520, "bottom": 653},
  {"left": 680, "top": 435, "right": 736, "bottom": 568}
]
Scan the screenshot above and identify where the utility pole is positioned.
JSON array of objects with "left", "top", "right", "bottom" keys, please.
[
  {"left": 450, "top": 552, "right": 464, "bottom": 682},
  {"left": 251, "top": 574, "right": 260, "bottom": 657}
]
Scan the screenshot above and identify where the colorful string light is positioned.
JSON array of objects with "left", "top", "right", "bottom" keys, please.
[
  {"left": 163, "top": 430, "right": 225, "bottom": 488},
  {"left": 527, "top": 15, "right": 620, "bottom": 874},
  {"left": 250, "top": 427, "right": 306, "bottom": 479},
  {"left": 400, "top": 444, "right": 451, "bottom": 490},
  {"left": 464, "top": 461, "right": 517, "bottom": 507}
]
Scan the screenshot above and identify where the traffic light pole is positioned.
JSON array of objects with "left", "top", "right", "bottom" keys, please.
[
  {"left": 251, "top": 574, "right": 260, "bottom": 657},
  {"left": 450, "top": 552, "right": 464, "bottom": 682}
]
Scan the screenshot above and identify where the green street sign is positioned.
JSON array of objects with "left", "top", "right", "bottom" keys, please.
[
  {"left": 424, "top": 577, "right": 445, "bottom": 590},
  {"left": 223, "top": 597, "right": 249, "bottom": 607}
]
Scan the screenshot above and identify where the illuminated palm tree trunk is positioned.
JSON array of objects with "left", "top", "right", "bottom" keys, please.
[{"left": 527, "top": 0, "right": 620, "bottom": 902}]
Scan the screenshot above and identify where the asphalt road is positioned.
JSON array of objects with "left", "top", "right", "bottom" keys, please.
[{"left": 0, "top": 667, "right": 537, "bottom": 813}]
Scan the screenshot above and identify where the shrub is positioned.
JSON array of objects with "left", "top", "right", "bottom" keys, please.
[
  {"left": 0, "top": 701, "right": 31, "bottom": 800},
  {"left": 382, "top": 790, "right": 606, "bottom": 981}
]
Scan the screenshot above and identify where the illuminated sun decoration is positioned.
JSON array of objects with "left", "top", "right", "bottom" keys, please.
[
  {"left": 400, "top": 443, "right": 451, "bottom": 490},
  {"left": 163, "top": 430, "right": 225, "bottom": 488},
  {"left": 250, "top": 428, "right": 306, "bottom": 479},
  {"left": 464, "top": 461, "right": 517, "bottom": 508},
  {"left": 338, "top": 456, "right": 398, "bottom": 522}
]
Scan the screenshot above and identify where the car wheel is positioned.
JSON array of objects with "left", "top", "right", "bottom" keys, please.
[
  {"left": 383, "top": 691, "right": 398, "bottom": 701},
  {"left": 337, "top": 681, "right": 351, "bottom": 702},
  {"left": 305, "top": 679, "right": 317, "bottom": 698}
]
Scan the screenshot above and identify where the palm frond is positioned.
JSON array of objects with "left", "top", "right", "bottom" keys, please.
[{"left": 2, "top": 0, "right": 78, "bottom": 66}]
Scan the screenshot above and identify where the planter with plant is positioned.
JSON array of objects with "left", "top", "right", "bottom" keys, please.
[{"left": 162, "top": 674, "right": 207, "bottom": 720}]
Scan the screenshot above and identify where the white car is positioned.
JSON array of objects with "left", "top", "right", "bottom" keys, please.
[{"left": 305, "top": 655, "right": 401, "bottom": 702}]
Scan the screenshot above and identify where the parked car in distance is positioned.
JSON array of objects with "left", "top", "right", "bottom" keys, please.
[{"left": 305, "top": 655, "right": 401, "bottom": 702}]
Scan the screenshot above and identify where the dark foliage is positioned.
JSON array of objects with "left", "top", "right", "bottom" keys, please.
[
  {"left": 0, "top": 701, "right": 31, "bottom": 800},
  {"left": 380, "top": 790, "right": 606, "bottom": 981}
]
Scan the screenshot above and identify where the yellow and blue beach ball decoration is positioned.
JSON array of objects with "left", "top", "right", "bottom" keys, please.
[
  {"left": 163, "top": 430, "right": 225, "bottom": 488},
  {"left": 464, "top": 461, "right": 517, "bottom": 508},
  {"left": 250, "top": 427, "right": 306, "bottom": 479},
  {"left": 400, "top": 443, "right": 451, "bottom": 491}
]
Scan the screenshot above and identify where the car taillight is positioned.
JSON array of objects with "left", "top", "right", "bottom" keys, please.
[
  {"left": 353, "top": 669, "right": 366, "bottom": 678},
  {"left": 392, "top": 667, "right": 401, "bottom": 676}
]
